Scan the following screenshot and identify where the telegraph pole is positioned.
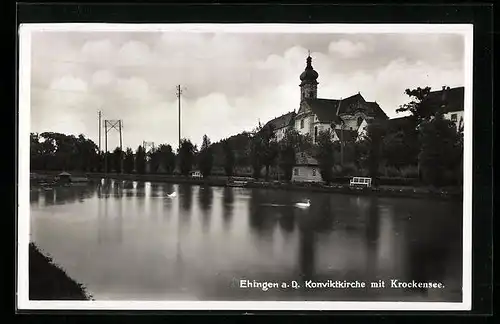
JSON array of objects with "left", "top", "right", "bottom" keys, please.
[
  {"left": 104, "top": 121, "right": 108, "bottom": 174},
  {"left": 176, "top": 85, "right": 182, "bottom": 150},
  {"left": 104, "top": 119, "right": 123, "bottom": 175},
  {"left": 98, "top": 111, "right": 102, "bottom": 152},
  {"left": 119, "top": 120, "right": 123, "bottom": 174}
]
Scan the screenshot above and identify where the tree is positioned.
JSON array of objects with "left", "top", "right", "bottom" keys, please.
[
  {"left": 157, "top": 144, "right": 176, "bottom": 174},
  {"left": 396, "top": 86, "right": 433, "bottom": 124},
  {"left": 112, "top": 147, "right": 123, "bottom": 173},
  {"left": 418, "top": 114, "right": 462, "bottom": 187},
  {"left": 30, "top": 132, "right": 100, "bottom": 172},
  {"left": 123, "top": 148, "right": 135, "bottom": 174},
  {"left": 222, "top": 139, "right": 235, "bottom": 177},
  {"left": 363, "top": 121, "right": 385, "bottom": 185},
  {"left": 249, "top": 123, "right": 279, "bottom": 181},
  {"left": 279, "top": 129, "right": 312, "bottom": 181},
  {"left": 198, "top": 135, "right": 214, "bottom": 178},
  {"left": 135, "top": 145, "right": 146, "bottom": 174},
  {"left": 313, "top": 129, "right": 336, "bottom": 184},
  {"left": 382, "top": 131, "right": 418, "bottom": 169},
  {"left": 148, "top": 148, "right": 161, "bottom": 174},
  {"left": 177, "top": 139, "right": 196, "bottom": 176},
  {"left": 30, "top": 133, "right": 43, "bottom": 170}
]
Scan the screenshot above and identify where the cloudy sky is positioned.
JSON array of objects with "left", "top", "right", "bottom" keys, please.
[{"left": 28, "top": 27, "right": 465, "bottom": 150}]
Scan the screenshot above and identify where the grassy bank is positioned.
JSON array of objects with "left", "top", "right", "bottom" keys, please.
[
  {"left": 31, "top": 171, "right": 462, "bottom": 201},
  {"left": 29, "top": 243, "right": 91, "bottom": 300}
]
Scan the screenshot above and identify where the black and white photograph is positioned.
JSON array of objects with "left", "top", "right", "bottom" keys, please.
[{"left": 17, "top": 23, "right": 473, "bottom": 311}]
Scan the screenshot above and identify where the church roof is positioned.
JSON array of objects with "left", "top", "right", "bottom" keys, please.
[
  {"left": 422, "top": 86, "right": 464, "bottom": 113},
  {"left": 295, "top": 152, "right": 319, "bottom": 166},
  {"left": 336, "top": 93, "right": 364, "bottom": 115},
  {"left": 303, "top": 93, "right": 388, "bottom": 124},
  {"left": 264, "top": 111, "right": 296, "bottom": 130},
  {"left": 303, "top": 98, "right": 341, "bottom": 123},
  {"left": 366, "top": 102, "right": 389, "bottom": 119}
]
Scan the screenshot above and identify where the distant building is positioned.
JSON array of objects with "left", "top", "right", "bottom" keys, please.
[
  {"left": 291, "top": 152, "right": 322, "bottom": 183},
  {"left": 263, "top": 111, "right": 296, "bottom": 142},
  {"left": 385, "top": 85, "right": 465, "bottom": 132},
  {"left": 423, "top": 86, "right": 464, "bottom": 130}
]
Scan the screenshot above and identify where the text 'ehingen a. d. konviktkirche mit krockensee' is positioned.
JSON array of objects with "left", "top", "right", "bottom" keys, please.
[{"left": 237, "top": 279, "right": 446, "bottom": 291}]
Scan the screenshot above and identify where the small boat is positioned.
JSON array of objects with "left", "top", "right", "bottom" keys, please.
[
  {"left": 55, "top": 172, "right": 89, "bottom": 184},
  {"left": 228, "top": 180, "right": 247, "bottom": 187},
  {"left": 167, "top": 192, "right": 177, "bottom": 198},
  {"left": 295, "top": 199, "right": 311, "bottom": 208}
]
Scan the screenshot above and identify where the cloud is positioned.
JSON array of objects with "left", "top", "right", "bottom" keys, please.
[
  {"left": 117, "top": 40, "right": 154, "bottom": 66},
  {"left": 81, "top": 39, "right": 115, "bottom": 62},
  {"left": 91, "top": 70, "right": 115, "bottom": 87},
  {"left": 328, "top": 39, "right": 369, "bottom": 58}
]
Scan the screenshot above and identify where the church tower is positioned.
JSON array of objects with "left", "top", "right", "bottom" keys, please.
[{"left": 299, "top": 54, "right": 319, "bottom": 102}]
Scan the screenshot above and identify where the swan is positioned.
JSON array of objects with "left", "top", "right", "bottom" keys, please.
[
  {"left": 295, "top": 199, "right": 311, "bottom": 208},
  {"left": 167, "top": 191, "right": 177, "bottom": 198}
]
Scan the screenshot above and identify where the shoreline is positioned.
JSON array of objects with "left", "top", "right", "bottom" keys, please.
[
  {"left": 31, "top": 171, "right": 462, "bottom": 201},
  {"left": 29, "top": 242, "right": 91, "bottom": 301}
]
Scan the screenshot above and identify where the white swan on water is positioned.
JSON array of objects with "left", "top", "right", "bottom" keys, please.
[
  {"left": 295, "top": 199, "right": 311, "bottom": 208},
  {"left": 167, "top": 191, "right": 177, "bottom": 198}
]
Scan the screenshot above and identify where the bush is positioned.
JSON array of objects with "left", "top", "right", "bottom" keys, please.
[
  {"left": 378, "top": 176, "right": 420, "bottom": 186},
  {"left": 383, "top": 166, "right": 401, "bottom": 178},
  {"left": 359, "top": 168, "right": 370, "bottom": 177},
  {"left": 342, "top": 163, "right": 358, "bottom": 176},
  {"left": 400, "top": 165, "right": 419, "bottom": 178},
  {"left": 332, "top": 165, "right": 342, "bottom": 176}
]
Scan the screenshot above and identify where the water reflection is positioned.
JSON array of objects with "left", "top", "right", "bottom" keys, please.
[
  {"left": 97, "top": 194, "right": 123, "bottom": 245},
  {"left": 162, "top": 183, "right": 174, "bottom": 213},
  {"left": 30, "top": 189, "right": 39, "bottom": 203},
  {"left": 222, "top": 187, "right": 234, "bottom": 229},
  {"left": 30, "top": 182, "right": 463, "bottom": 302},
  {"left": 198, "top": 185, "right": 213, "bottom": 232},
  {"left": 150, "top": 182, "right": 160, "bottom": 195},
  {"left": 365, "top": 197, "right": 380, "bottom": 279},
  {"left": 248, "top": 189, "right": 278, "bottom": 239},
  {"left": 404, "top": 202, "right": 462, "bottom": 296},
  {"left": 295, "top": 206, "right": 316, "bottom": 281},
  {"left": 123, "top": 181, "right": 134, "bottom": 190},
  {"left": 178, "top": 184, "right": 193, "bottom": 215}
]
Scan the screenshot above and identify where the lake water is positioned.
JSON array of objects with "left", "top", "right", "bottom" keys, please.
[{"left": 29, "top": 179, "right": 463, "bottom": 302}]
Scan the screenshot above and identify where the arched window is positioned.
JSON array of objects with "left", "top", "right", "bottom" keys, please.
[
  {"left": 309, "top": 91, "right": 314, "bottom": 98},
  {"left": 357, "top": 117, "right": 363, "bottom": 126},
  {"left": 314, "top": 126, "right": 318, "bottom": 142},
  {"left": 300, "top": 119, "right": 304, "bottom": 129}
]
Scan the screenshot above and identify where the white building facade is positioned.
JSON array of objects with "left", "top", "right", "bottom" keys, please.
[{"left": 288, "top": 55, "right": 388, "bottom": 183}]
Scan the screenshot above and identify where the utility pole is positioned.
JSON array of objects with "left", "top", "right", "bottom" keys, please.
[
  {"left": 119, "top": 120, "right": 123, "bottom": 174},
  {"left": 176, "top": 85, "right": 183, "bottom": 150},
  {"left": 104, "top": 119, "right": 123, "bottom": 175},
  {"left": 98, "top": 111, "right": 102, "bottom": 153},
  {"left": 104, "top": 121, "right": 108, "bottom": 174}
]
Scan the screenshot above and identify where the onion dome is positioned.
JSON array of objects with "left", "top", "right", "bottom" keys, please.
[{"left": 299, "top": 55, "right": 319, "bottom": 85}]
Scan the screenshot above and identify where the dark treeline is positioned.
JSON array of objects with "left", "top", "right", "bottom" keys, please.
[{"left": 30, "top": 87, "right": 463, "bottom": 188}]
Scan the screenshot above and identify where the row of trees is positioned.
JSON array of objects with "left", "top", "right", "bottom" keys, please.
[{"left": 30, "top": 87, "right": 464, "bottom": 187}]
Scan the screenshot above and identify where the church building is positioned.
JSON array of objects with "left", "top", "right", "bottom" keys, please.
[
  {"left": 294, "top": 54, "right": 388, "bottom": 143},
  {"left": 289, "top": 54, "right": 389, "bottom": 182}
]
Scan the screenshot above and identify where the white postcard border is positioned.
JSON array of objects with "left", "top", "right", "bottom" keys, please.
[{"left": 17, "top": 23, "right": 473, "bottom": 311}]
